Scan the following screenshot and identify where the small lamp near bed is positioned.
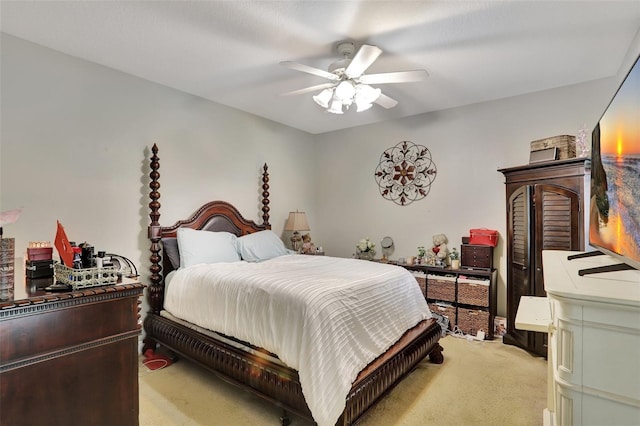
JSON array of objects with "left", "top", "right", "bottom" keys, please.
[{"left": 284, "top": 211, "right": 310, "bottom": 252}]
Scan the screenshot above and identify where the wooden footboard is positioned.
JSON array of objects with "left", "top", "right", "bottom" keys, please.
[
  {"left": 341, "top": 319, "right": 443, "bottom": 425},
  {"left": 144, "top": 313, "right": 443, "bottom": 425}
]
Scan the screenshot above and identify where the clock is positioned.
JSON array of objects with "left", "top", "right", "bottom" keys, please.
[{"left": 380, "top": 236, "right": 394, "bottom": 262}]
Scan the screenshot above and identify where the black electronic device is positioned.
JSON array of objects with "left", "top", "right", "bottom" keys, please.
[
  {"left": 45, "top": 282, "right": 72, "bottom": 292},
  {"left": 107, "top": 254, "right": 139, "bottom": 278}
]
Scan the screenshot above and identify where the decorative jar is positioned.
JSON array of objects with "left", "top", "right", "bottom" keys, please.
[
  {"left": 356, "top": 238, "right": 376, "bottom": 260},
  {"left": 357, "top": 249, "right": 375, "bottom": 261}
]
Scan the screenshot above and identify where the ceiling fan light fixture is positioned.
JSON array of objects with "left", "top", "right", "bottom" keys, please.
[
  {"left": 334, "top": 80, "right": 356, "bottom": 101},
  {"left": 328, "top": 58, "right": 351, "bottom": 75},
  {"left": 355, "top": 101, "right": 373, "bottom": 112},
  {"left": 313, "top": 88, "right": 333, "bottom": 108},
  {"left": 327, "top": 99, "right": 344, "bottom": 114},
  {"left": 314, "top": 82, "right": 380, "bottom": 113},
  {"left": 283, "top": 42, "right": 427, "bottom": 115},
  {"left": 355, "top": 84, "right": 381, "bottom": 105}
]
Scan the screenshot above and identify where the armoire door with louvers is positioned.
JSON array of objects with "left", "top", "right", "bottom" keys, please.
[
  {"left": 505, "top": 184, "right": 532, "bottom": 352},
  {"left": 500, "top": 158, "right": 588, "bottom": 357}
]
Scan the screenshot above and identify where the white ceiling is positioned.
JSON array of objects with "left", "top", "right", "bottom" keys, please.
[{"left": 1, "top": 1, "right": 639, "bottom": 135}]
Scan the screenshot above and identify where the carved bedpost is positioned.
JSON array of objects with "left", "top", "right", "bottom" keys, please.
[
  {"left": 147, "top": 144, "right": 163, "bottom": 314},
  {"left": 262, "top": 163, "right": 271, "bottom": 228}
]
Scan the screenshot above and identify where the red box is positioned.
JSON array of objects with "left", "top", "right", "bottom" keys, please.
[
  {"left": 27, "top": 247, "right": 53, "bottom": 261},
  {"left": 468, "top": 229, "right": 498, "bottom": 247}
]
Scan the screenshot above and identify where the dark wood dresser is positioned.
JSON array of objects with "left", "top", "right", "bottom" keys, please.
[
  {"left": 460, "top": 243, "right": 494, "bottom": 270},
  {"left": 0, "top": 265, "right": 144, "bottom": 426},
  {"left": 499, "top": 158, "right": 589, "bottom": 356}
]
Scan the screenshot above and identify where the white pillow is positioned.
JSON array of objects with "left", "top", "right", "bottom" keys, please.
[
  {"left": 237, "top": 230, "right": 288, "bottom": 262},
  {"left": 176, "top": 228, "right": 240, "bottom": 268}
]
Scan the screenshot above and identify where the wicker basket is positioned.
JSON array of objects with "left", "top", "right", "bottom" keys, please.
[
  {"left": 457, "top": 307, "right": 490, "bottom": 337},
  {"left": 428, "top": 302, "right": 456, "bottom": 330},
  {"left": 413, "top": 272, "right": 427, "bottom": 297},
  {"left": 457, "top": 277, "right": 490, "bottom": 307},
  {"left": 426, "top": 274, "right": 456, "bottom": 302},
  {"left": 54, "top": 262, "right": 118, "bottom": 289}
]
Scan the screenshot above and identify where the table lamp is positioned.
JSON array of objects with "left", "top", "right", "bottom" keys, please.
[{"left": 284, "top": 211, "right": 310, "bottom": 252}]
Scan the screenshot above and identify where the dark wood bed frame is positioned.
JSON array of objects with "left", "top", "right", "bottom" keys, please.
[{"left": 142, "top": 144, "right": 444, "bottom": 425}]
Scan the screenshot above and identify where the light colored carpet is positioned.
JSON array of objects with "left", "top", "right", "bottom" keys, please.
[{"left": 139, "top": 335, "right": 547, "bottom": 425}]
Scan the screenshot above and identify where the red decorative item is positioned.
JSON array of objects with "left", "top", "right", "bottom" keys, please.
[
  {"left": 469, "top": 229, "right": 499, "bottom": 247},
  {"left": 54, "top": 221, "right": 74, "bottom": 267},
  {"left": 432, "top": 246, "right": 440, "bottom": 254},
  {"left": 143, "top": 348, "right": 174, "bottom": 371}
]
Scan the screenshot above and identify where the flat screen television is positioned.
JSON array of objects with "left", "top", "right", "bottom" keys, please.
[{"left": 584, "top": 53, "right": 640, "bottom": 275}]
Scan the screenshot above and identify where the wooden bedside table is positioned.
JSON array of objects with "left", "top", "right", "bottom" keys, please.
[{"left": 0, "top": 268, "right": 144, "bottom": 426}]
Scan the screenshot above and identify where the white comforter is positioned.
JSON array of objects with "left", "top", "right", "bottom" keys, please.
[{"left": 164, "top": 254, "right": 431, "bottom": 426}]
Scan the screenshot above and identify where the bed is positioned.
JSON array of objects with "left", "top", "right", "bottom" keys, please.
[{"left": 142, "top": 144, "right": 444, "bottom": 425}]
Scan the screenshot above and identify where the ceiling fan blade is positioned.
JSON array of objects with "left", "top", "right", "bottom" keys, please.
[
  {"left": 282, "top": 82, "right": 336, "bottom": 96},
  {"left": 359, "top": 70, "right": 429, "bottom": 85},
  {"left": 345, "top": 44, "right": 382, "bottom": 78},
  {"left": 374, "top": 93, "right": 398, "bottom": 109},
  {"left": 280, "top": 61, "right": 339, "bottom": 81}
]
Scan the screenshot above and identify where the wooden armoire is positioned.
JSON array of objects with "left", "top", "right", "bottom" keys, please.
[{"left": 499, "top": 158, "right": 590, "bottom": 356}]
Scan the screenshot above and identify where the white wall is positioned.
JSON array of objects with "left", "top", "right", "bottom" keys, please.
[
  {"left": 2, "top": 30, "right": 638, "bottom": 319},
  {"left": 313, "top": 78, "right": 618, "bottom": 316},
  {"left": 0, "top": 34, "right": 316, "bottom": 291}
]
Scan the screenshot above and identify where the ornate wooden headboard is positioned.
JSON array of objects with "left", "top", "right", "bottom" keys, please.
[{"left": 146, "top": 143, "right": 271, "bottom": 314}]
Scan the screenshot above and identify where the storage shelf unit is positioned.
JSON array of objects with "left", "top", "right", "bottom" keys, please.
[{"left": 393, "top": 263, "right": 497, "bottom": 339}]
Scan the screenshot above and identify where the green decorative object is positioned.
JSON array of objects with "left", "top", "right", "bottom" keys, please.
[{"left": 449, "top": 248, "right": 459, "bottom": 260}]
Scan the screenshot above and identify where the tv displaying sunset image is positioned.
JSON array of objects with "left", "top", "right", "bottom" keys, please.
[{"left": 590, "top": 55, "right": 640, "bottom": 268}]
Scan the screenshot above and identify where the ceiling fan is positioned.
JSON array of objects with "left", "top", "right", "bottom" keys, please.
[{"left": 281, "top": 41, "right": 428, "bottom": 114}]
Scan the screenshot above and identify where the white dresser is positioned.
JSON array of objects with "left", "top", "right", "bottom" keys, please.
[{"left": 542, "top": 250, "right": 640, "bottom": 426}]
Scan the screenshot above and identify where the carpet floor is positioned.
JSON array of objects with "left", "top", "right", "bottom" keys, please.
[{"left": 139, "top": 335, "right": 547, "bottom": 425}]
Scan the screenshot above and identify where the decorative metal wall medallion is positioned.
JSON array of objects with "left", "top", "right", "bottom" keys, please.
[{"left": 374, "top": 141, "right": 437, "bottom": 206}]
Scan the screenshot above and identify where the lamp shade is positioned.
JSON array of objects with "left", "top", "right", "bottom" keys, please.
[
  {"left": 355, "top": 101, "right": 373, "bottom": 112},
  {"left": 335, "top": 80, "right": 356, "bottom": 101},
  {"left": 314, "top": 80, "right": 381, "bottom": 114},
  {"left": 313, "top": 88, "right": 333, "bottom": 108},
  {"left": 355, "top": 84, "right": 381, "bottom": 104},
  {"left": 284, "top": 211, "right": 310, "bottom": 232},
  {"left": 327, "top": 99, "right": 344, "bottom": 114}
]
